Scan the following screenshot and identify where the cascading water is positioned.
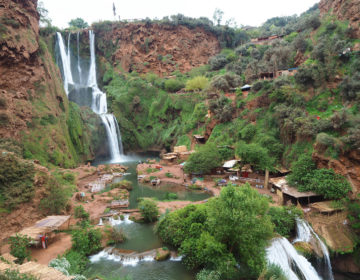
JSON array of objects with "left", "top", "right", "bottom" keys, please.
[
  {"left": 293, "top": 218, "right": 334, "bottom": 280},
  {"left": 56, "top": 31, "right": 124, "bottom": 162},
  {"left": 266, "top": 237, "right": 322, "bottom": 280}
]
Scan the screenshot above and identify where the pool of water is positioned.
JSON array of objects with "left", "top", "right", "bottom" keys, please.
[
  {"left": 85, "top": 153, "right": 209, "bottom": 280},
  {"left": 84, "top": 258, "right": 194, "bottom": 280}
]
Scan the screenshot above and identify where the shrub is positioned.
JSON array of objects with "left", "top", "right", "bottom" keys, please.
[
  {"left": 196, "top": 269, "right": 221, "bottom": 280},
  {"left": 107, "top": 226, "right": 127, "bottom": 244},
  {"left": 9, "top": 234, "right": 31, "bottom": 264},
  {"left": 0, "top": 97, "right": 6, "bottom": 109},
  {"left": 261, "top": 264, "right": 287, "bottom": 280},
  {"left": 209, "top": 96, "right": 234, "bottom": 122},
  {"left": 74, "top": 205, "right": 90, "bottom": 221},
  {"left": 40, "top": 177, "right": 70, "bottom": 214},
  {"left": 268, "top": 206, "right": 301, "bottom": 237},
  {"left": 316, "top": 133, "right": 335, "bottom": 148},
  {"left": 164, "top": 79, "right": 184, "bottom": 92},
  {"left": 0, "top": 153, "right": 35, "bottom": 210},
  {"left": 64, "top": 250, "right": 89, "bottom": 275},
  {"left": 0, "top": 269, "right": 39, "bottom": 280},
  {"left": 0, "top": 112, "right": 10, "bottom": 126},
  {"left": 165, "top": 192, "right": 178, "bottom": 200},
  {"left": 71, "top": 226, "right": 102, "bottom": 255},
  {"left": 185, "top": 76, "right": 208, "bottom": 92},
  {"left": 184, "top": 143, "right": 222, "bottom": 174},
  {"left": 299, "top": 168, "right": 351, "bottom": 199},
  {"left": 209, "top": 54, "right": 228, "bottom": 70},
  {"left": 138, "top": 199, "right": 159, "bottom": 222},
  {"left": 340, "top": 73, "right": 360, "bottom": 101},
  {"left": 287, "top": 154, "right": 315, "bottom": 187}
]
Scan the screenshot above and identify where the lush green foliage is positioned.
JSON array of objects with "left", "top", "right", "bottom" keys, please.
[
  {"left": 9, "top": 234, "right": 31, "bottom": 264},
  {"left": 287, "top": 154, "right": 351, "bottom": 199},
  {"left": 185, "top": 76, "right": 209, "bottom": 92},
  {"left": 157, "top": 185, "right": 273, "bottom": 278},
  {"left": 71, "top": 226, "right": 102, "bottom": 256},
  {"left": 68, "top": 18, "right": 88, "bottom": 29},
  {"left": 184, "top": 143, "right": 222, "bottom": 174},
  {"left": 0, "top": 269, "right": 39, "bottom": 280},
  {"left": 235, "top": 142, "right": 273, "bottom": 171},
  {"left": 138, "top": 199, "right": 159, "bottom": 222},
  {"left": 268, "top": 206, "right": 302, "bottom": 237},
  {"left": 0, "top": 153, "right": 35, "bottom": 210}
]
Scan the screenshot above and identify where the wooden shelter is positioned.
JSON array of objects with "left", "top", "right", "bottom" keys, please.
[
  {"left": 310, "top": 201, "right": 344, "bottom": 215},
  {"left": 193, "top": 135, "right": 206, "bottom": 144},
  {"left": 270, "top": 177, "right": 322, "bottom": 205},
  {"left": 16, "top": 216, "right": 71, "bottom": 245}
]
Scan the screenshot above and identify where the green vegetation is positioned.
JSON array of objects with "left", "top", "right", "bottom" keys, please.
[
  {"left": 287, "top": 154, "right": 351, "bottom": 199},
  {"left": 268, "top": 206, "right": 302, "bottom": 237},
  {"left": 0, "top": 269, "right": 39, "bottom": 280},
  {"left": 157, "top": 184, "right": 273, "bottom": 278},
  {"left": 138, "top": 199, "right": 159, "bottom": 222},
  {"left": 184, "top": 143, "right": 222, "bottom": 174},
  {"left": 0, "top": 153, "right": 35, "bottom": 211},
  {"left": 8, "top": 234, "right": 31, "bottom": 264},
  {"left": 68, "top": 18, "right": 89, "bottom": 29},
  {"left": 185, "top": 76, "right": 209, "bottom": 92}
]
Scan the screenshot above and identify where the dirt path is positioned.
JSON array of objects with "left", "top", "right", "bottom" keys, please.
[{"left": 30, "top": 233, "right": 72, "bottom": 265}]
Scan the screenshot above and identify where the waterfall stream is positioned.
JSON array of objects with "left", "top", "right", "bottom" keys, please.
[
  {"left": 294, "top": 218, "right": 334, "bottom": 280},
  {"left": 56, "top": 31, "right": 124, "bottom": 162},
  {"left": 267, "top": 237, "right": 322, "bottom": 280}
]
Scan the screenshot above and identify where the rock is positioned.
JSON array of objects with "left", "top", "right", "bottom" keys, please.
[
  {"left": 155, "top": 248, "right": 170, "bottom": 261},
  {"left": 293, "top": 241, "right": 316, "bottom": 259}
]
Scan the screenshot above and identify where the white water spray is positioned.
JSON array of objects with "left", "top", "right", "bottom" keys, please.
[
  {"left": 56, "top": 31, "right": 124, "bottom": 162},
  {"left": 76, "top": 32, "right": 82, "bottom": 84},
  {"left": 294, "top": 218, "right": 334, "bottom": 280},
  {"left": 266, "top": 237, "right": 322, "bottom": 280}
]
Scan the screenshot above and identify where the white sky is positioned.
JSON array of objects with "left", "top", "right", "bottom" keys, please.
[{"left": 42, "top": 0, "right": 319, "bottom": 29}]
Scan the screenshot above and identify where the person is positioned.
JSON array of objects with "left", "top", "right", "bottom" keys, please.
[{"left": 41, "top": 234, "right": 47, "bottom": 249}]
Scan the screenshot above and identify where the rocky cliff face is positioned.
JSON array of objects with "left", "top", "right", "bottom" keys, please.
[
  {"left": 94, "top": 23, "right": 220, "bottom": 76},
  {"left": 319, "top": 0, "right": 360, "bottom": 38},
  {"left": 0, "top": 0, "right": 99, "bottom": 167}
]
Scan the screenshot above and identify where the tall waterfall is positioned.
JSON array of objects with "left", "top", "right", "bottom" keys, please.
[
  {"left": 293, "top": 218, "right": 334, "bottom": 280},
  {"left": 266, "top": 237, "right": 322, "bottom": 280},
  {"left": 56, "top": 31, "right": 124, "bottom": 162}
]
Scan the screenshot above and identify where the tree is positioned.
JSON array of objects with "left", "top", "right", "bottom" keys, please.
[
  {"left": 213, "top": 8, "right": 224, "bottom": 26},
  {"left": 37, "top": 1, "right": 52, "bottom": 27},
  {"left": 138, "top": 199, "right": 159, "bottom": 222},
  {"left": 235, "top": 142, "right": 274, "bottom": 171},
  {"left": 71, "top": 226, "right": 102, "bottom": 255},
  {"left": 207, "top": 185, "right": 273, "bottom": 276},
  {"left": 68, "top": 18, "right": 88, "bottom": 29},
  {"left": 184, "top": 143, "right": 222, "bottom": 174},
  {"left": 286, "top": 154, "right": 315, "bottom": 187}
]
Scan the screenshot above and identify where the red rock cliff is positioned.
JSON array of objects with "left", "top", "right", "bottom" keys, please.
[
  {"left": 95, "top": 23, "right": 221, "bottom": 76},
  {"left": 319, "top": 0, "right": 360, "bottom": 38}
]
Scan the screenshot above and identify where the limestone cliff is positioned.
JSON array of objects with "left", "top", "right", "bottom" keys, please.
[
  {"left": 319, "top": 0, "right": 360, "bottom": 38},
  {"left": 93, "top": 22, "right": 220, "bottom": 76}
]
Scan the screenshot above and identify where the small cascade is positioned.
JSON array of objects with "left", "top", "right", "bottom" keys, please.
[
  {"left": 98, "top": 218, "right": 103, "bottom": 226},
  {"left": 56, "top": 31, "right": 124, "bottom": 162},
  {"left": 266, "top": 237, "right": 322, "bottom": 280},
  {"left": 109, "top": 214, "right": 133, "bottom": 226},
  {"left": 294, "top": 218, "right": 334, "bottom": 280}
]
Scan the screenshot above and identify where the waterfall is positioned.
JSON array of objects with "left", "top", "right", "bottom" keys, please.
[
  {"left": 76, "top": 32, "right": 82, "bottom": 84},
  {"left": 56, "top": 31, "right": 124, "bottom": 162},
  {"left": 56, "top": 33, "right": 73, "bottom": 95},
  {"left": 267, "top": 237, "right": 322, "bottom": 280},
  {"left": 294, "top": 218, "right": 334, "bottom": 280}
]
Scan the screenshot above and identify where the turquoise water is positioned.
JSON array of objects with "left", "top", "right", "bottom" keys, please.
[{"left": 86, "top": 154, "right": 209, "bottom": 280}]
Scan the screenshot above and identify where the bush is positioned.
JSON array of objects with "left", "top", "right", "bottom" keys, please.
[
  {"left": 209, "top": 96, "right": 234, "bottom": 122},
  {"left": 164, "top": 79, "right": 184, "bottom": 92},
  {"left": 185, "top": 76, "right": 208, "bottom": 92},
  {"left": 138, "top": 199, "right": 159, "bottom": 222},
  {"left": 165, "top": 192, "right": 178, "bottom": 200},
  {"left": 287, "top": 154, "right": 315, "bottom": 187},
  {"left": 9, "top": 234, "right": 31, "bottom": 264},
  {"left": 40, "top": 177, "right": 70, "bottom": 214},
  {"left": 71, "top": 226, "right": 102, "bottom": 255},
  {"left": 184, "top": 143, "right": 222, "bottom": 174},
  {"left": 340, "top": 73, "right": 360, "bottom": 101},
  {"left": 64, "top": 250, "right": 89, "bottom": 275},
  {"left": 209, "top": 54, "right": 228, "bottom": 70},
  {"left": 0, "top": 112, "right": 10, "bottom": 127},
  {"left": 261, "top": 264, "right": 287, "bottom": 280},
  {"left": 0, "top": 153, "right": 35, "bottom": 210},
  {"left": 74, "top": 205, "right": 90, "bottom": 221},
  {"left": 299, "top": 168, "right": 351, "bottom": 199},
  {"left": 196, "top": 269, "right": 221, "bottom": 280},
  {"left": 0, "top": 269, "right": 39, "bottom": 280},
  {"left": 316, "top": 133, "right": 335, "bottom": 148},
  {"left": 268, "top": 206, "right": 301, "bottom": 237},
  {"left": 107, "top": 226, "right": 127, "bottom": 244}
]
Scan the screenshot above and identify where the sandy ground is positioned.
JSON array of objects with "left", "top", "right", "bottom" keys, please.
[
  {"left": 30, "top": 233, "right": 72, "bottom": 265},
  {"left": 137, "top": 163, "right": 186, "bottom": 185}
]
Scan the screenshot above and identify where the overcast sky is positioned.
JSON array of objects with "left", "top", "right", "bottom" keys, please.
[{"left": 41, "top": 0, "right": 319, "bottom": 29}]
